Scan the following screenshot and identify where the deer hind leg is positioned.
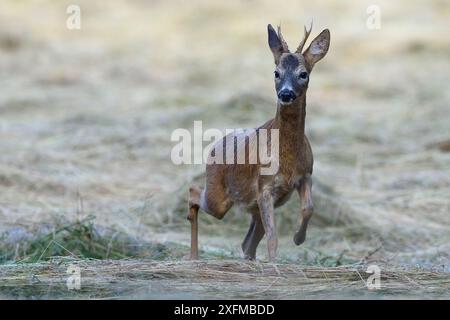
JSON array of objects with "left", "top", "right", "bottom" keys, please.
[
  {"left": 188, "top": 184, "right": 233, "bottom": 260},
  {"left": 294, "top": 176, "right": 313, "bottom": 245},
  {"left": 201, "top": 180, "right": 233, "bottom": 220},
  {"left": 242, "top": 213, "right": 265, "bottom": 260},
  {"left": 188, "top": 186, "right": 201, "bottom": 260}
]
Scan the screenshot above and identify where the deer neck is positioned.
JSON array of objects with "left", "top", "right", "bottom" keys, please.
[{"left": 272, "top": 95, "right": 306, "bottom": 174}]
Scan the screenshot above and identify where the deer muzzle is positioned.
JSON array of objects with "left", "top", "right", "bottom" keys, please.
[{"left": 278, "top": 89, "right": 296, "bottom": 104}]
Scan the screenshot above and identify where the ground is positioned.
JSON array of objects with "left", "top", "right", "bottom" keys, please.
[{"left": 0, "top": 0, "right": 449, "bottom": 299}]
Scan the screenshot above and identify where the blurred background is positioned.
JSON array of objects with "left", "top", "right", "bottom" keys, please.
[{"left": 0, "top": 0, "right": 449, "bottom": 295}]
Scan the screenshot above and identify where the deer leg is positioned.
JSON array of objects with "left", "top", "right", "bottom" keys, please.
[
  {"left": 242, "top": 217, "right": 256, "bottom": 256},
  {"left": 258, "top": 189, "right": 278, "bottom": 261},
  {"left": 188, "top": 185, "right": 233, "bottom": 260},
  {"left": 294, "top": 176, "right": 313, "bottom": 245},
  {"left": 187, "top": 186, "right": 201, "bottom": 260},
  {"left": 242, "top": 213, "right": 265, "bottom": 260}
]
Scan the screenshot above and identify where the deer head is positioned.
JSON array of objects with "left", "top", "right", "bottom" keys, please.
[{"left": 267, "top": 23, "right": 330, "bottom": 105}]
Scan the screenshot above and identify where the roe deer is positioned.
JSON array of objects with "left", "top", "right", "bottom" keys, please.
[{"left": 188, "top": 23, "right": 330, "bottom": 261}]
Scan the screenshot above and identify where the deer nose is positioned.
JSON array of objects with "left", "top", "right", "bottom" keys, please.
[{"left": 278, "top": 89, "right": 296, "bottom": 103}]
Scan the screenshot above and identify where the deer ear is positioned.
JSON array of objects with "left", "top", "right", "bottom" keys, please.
[
  {"left": 303, "top": 29, "right": 330, "bottom": 70},
  {"left": 268, "top": 24, "right": 284, "bottom": 64}
]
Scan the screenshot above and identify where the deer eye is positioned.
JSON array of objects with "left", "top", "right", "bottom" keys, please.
[
  {"left": 299, "top": 72, "right": 308, "bottom": 79},
  {"left": 274, "top": 70, "right": 280, "bottom": 79}
]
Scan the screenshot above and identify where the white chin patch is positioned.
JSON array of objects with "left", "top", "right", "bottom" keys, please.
[{"left": 279, "top": 100, "right": 293, "bottom": 106}]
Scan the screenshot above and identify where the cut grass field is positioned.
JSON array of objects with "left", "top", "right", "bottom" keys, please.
[
  {"left": 0, "top": 0, "right": 449, "bottom": 299},
  {"left": 2, "top": 259, "right": 449, "bottom": 299}
]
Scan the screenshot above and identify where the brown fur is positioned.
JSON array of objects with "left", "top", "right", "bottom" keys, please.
[{"left": 188, "top": 24, "right": 330, "bottom": 261}]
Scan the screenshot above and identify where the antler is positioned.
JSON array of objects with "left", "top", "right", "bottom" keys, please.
[
  {"left": 277, "top": 25, "right": 289, "bottom": 52},
  {"left": 295, "top": 21, "right": 313, "bottom": 54}
]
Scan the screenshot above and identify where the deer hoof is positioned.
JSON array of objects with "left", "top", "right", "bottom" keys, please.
[
  {"left": 243, "top": 253, "right": 257, "bottom": 261},
  {"left": 293, "top": 231, "right": 306, "bottom": 246}
]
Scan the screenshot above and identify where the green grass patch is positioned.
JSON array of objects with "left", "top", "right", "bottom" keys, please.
[{"left": 0, "top": 216, "right": 192, "bottom": 264}]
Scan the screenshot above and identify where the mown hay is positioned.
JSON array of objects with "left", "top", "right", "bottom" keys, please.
[{"left": 0, "top": 259, "right": 448, "bottom": 299}]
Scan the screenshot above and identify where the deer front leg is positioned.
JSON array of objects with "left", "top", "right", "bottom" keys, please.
[
  {"left": 257, "top": 189, "right": 278, "bottom": 261},
  {"left": 294, "top": 176, "right": 313, "bottom": 245}
]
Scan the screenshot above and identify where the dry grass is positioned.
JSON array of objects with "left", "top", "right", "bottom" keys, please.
[
  {"left": 0, "top": 259, "right": 448, "bottom": 299},
  {"left": 0, "top": 0, "right": 449, "bottom": 299}
]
